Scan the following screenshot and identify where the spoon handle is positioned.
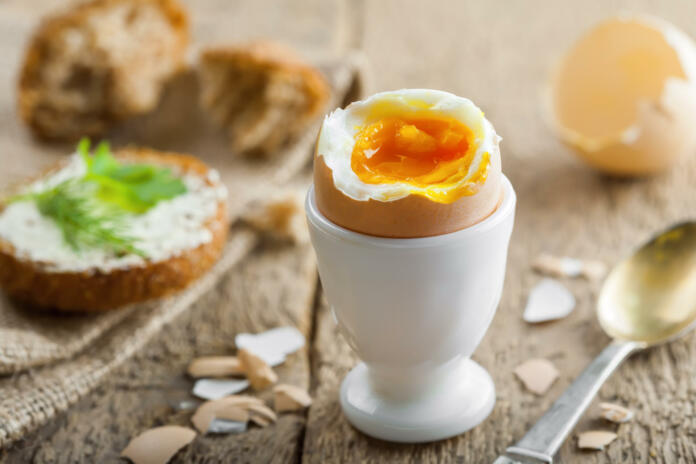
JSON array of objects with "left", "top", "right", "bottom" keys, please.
[{"left": 504, "top": 340, "right": 641, "bottom": 463}]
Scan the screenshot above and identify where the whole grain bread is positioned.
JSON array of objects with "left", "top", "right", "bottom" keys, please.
[
  {"left": 18, "top": 0, "right": 189, "bottom": 140},
  {"left": 0, "top": 148, "right": 228, "bottom": 312},
  {"left": 198, "top": 41, "right": 330, "bottom": 155}
]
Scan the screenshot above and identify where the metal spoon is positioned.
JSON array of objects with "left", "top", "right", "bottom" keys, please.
[{"left": 495, "top": 222, "right": 696, "bottom": 464}]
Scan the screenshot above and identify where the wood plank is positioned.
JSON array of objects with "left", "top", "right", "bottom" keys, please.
[
  {"left": 303, "top": 1, "right": 696, "bottom": 462},
  {"left": 1, "top": 241, "right": 318, "bottom": 463}
]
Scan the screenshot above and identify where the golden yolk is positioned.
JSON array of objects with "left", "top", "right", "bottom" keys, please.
[{"left": 351, "top": 116, "right": 489, "bottom": 203}]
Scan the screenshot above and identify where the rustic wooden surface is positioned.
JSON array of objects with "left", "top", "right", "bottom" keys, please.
[{"left": 2, "top": 0, "right": 696, "bottom": 463}]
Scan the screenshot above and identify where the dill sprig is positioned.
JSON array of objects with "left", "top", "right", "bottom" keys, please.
[
  {"left": 7, "top": 138, "right": 187, "bottom": 256},
  {"left": 25, "top": 179, "right": 143, "bottom": 256}
]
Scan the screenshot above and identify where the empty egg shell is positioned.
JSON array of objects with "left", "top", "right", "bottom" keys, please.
[{"left": 547, "top": 15, "right": 696, "bottom": 176}]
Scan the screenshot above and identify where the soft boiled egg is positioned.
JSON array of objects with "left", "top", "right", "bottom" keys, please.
[{"left": 313, "top": 89, "right": 502, "bottom": 238}]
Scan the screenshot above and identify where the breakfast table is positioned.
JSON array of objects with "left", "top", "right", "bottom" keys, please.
[{"left": 1, "top": 0, "right": 696, "bottom": 462}]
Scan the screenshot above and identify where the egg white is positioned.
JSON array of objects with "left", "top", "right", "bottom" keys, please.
[{"left": 316, "top": 89, "right": 501, "bottom": 202}]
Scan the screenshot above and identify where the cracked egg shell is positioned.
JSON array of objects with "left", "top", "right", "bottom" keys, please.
[
  {"left": 547, "top": 15, "right": 696, "bottom": 176},
  {"left": 313, "top": 89, "right": 502, "bottom": 238}
]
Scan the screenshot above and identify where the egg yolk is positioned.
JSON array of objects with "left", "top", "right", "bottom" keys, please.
[{"left": 351, "top": 116, "right": 489, "bottom": 203}]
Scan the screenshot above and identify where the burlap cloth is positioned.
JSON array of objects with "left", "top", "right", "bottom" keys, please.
[{"left": 0, "top": 55, "right": 366, "bottom": 448}]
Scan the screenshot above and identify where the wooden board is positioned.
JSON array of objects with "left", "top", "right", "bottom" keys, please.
[{"left": 3, "top": 0, "right": 696, "bottom": 463}]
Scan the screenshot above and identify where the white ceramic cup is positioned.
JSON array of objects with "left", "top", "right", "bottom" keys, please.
[{"left": 306, "top": 175, "right": 516, "bottom": 443}]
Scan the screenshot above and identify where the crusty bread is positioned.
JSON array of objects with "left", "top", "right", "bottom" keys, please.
[
  {"left": 18, "top": 0, "right": 189, "bottom": 141},
  {"left": 198, "top": 41, "right": 330, "bottom": 155},
  {"left": 0, "top": 148, "right": 228, "bottom": 312}
]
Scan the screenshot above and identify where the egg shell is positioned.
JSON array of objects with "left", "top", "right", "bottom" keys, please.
[
  {"left": 547, "top": 15, "right": 696, "bottom": 176},
  {"left": 313, "top": 137, "right": 503, "bottom": 238}
]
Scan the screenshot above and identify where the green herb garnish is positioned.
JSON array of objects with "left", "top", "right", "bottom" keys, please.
[{"left": 9, "top": 139, "right": 187, "bottom": 255}]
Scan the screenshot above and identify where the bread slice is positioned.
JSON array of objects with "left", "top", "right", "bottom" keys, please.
[
  {"left": 0, "top": 148, "right": 228, "bottom": 312},
  {"left": 198, "top": 41, "right": 330, "bottom": 155},
  {"left": 18, "top": 0, "right": 189, "bottom": 140}
]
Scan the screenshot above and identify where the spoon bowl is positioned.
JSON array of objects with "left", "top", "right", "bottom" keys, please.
[{"left": 598, "top": 222, "right": 696, "bottom": 345}]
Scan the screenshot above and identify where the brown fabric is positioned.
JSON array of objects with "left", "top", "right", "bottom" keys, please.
[{"left": 0, "top": 56, "right": 365, "bottom": 448}]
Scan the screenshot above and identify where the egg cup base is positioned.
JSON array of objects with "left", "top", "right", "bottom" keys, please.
[{"left": 339, "top": 357, "right": 495, "bottom": 443}]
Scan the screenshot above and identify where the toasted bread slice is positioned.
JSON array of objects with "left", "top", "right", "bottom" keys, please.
[
  {"left": 18, "top": 0, "right": 189, "bottom": 140},
  {"left": 0, "top": 148, "right": 228, "bottom": 312},
  {"left": 198, "top": 41, "right": 329, "bottom": 155}
]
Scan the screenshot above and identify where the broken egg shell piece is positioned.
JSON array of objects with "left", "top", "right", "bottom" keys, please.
[
  {"left": 216, "top": 405, "right": 250, "bottom": 423},
  {"left": 250, "top": 414, "right": 272, "bottom": 427},
  {"left": 273, "top": 384, "right": 313, "bottom": 412},
  {"left": 191, "top": 395, "right": 265, "bottom": 434},
  {"left": 238, "top": 348, "right": 278, "bottom": 390},
  {"left": 192, "top": 378, "right": 250, "bottom": 400},
  {"left": 532, "top": 254, "right": 607, "bottom": 281},
  {"left": 600, "top": 402, "right": 634, "bottom": 423},
  {"left": 235, "top": 326, "right": 305, "bottom": 367},
  {"left": 187, "top": 356, "right": 243, "bottom": 378},
  {"left": 246, "top": 403, "right": 278, "bottom": 423},
  {"left": 577, "top": 430, "right": 618, "bottom": 450},
  {"left": 523, "top": 278, "right": 576, "bottom": 323},
  {"left": 121, "top": 426, "right": 196, "bottom": 464},
  {"left": 514, "top": 358, "right": 560, "bottom": 395}
]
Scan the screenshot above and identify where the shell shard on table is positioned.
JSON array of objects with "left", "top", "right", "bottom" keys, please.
[
  {"left": 523, "top": 278, "right": 576, "bottom": 323},
  {"left": 599, "top": 402, "right": 634, "bottom": 423},
  {"left": 532, "top": 253, "right": 607, "bottom": 280},
  {"left": 577, "top": 430, "right": 618, "bottom": 450},
  {"left": 120, "top": 425, "right": 196, "bottom": 464},
  {"left": 246, "top": 403, "right": 278, "bottom": 423},
  {"left": 235, "top": 326, "right": 305, "bottom": 366},
  {"left": 238, "top": 348, "right": 278, "bottom": 390},
  {"left": 191, "top": 395, "right": 265, "bottom": 434},
  {"left": 192, "top": 378, "right": 250, "bottom": 400},
  {"left": 273, "top": 384, "right": 313, "bottom": 412},
  {"left": 514, "top": 358, "right": 560, "bottom": 395},
  {"left": 187, "top": 356, "right": 244, "bottom": 378}
]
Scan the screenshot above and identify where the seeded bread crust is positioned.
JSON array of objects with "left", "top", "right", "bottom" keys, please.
[
  {"left": 18, "top": 0, "right": 189, "bottom": 140},
  {"left": 0, "top": 148, "right": 228, "bottom": 312}
]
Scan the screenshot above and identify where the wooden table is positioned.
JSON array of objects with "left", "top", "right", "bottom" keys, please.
[{"left": 2, "top": 1, "right": 696, "bottom": 462}]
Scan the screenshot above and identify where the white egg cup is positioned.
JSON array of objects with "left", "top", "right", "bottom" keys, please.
[{"left": 306, "top": 175, "right": 516, "bottom": 443}]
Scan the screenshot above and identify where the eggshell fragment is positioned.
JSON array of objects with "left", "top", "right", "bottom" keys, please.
[
  {"left": 599, "top": 402, "right": 634, "bottom": 423},
  {"left": 532, "top": 254, "right": 607, "bottom": 281},
  {"left": 246, "top": 403, "right": 278, "bottom": 423},
  {"left": 514, "top": 358, "right": 560, "bottom": 395},
  {"left": 242, "top": 189, "right": 308, "bottom": 244},
  {"left": 187, "top": 356, "right": 243, "bottom": 378},
  {"left": 238, "top": 348, "right": 278, "bottom": 390},
  {"left": 235, "top": 326, "right": 305, "bottom": 366},
  {"left": 273, "top": 384, "right": 313, "bottom": 412},
  {"left": 523, "top": 278, "right": 576, "bottom": 323},
  {"left": 548, "top": 16, "right": 696, "bottom": 176},
  {"left": 121, "top": 426, "right": 196, "bottom": 464},
  {"left": 216, "top": 405, "right": 250, "bottom": 423},
  {"left": 192, "top": 378, "right": 250, "bottom": 400},
  {"left": 191, "top": 395, "right": 264, "bottom": 433},
  {"left": 577, "top": 431, "right": 618, "bottom": 450}
]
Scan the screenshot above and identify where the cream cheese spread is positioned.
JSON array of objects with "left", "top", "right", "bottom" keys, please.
[{"left": 0, "top": 155, "right": 227, "bottom": 273}]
